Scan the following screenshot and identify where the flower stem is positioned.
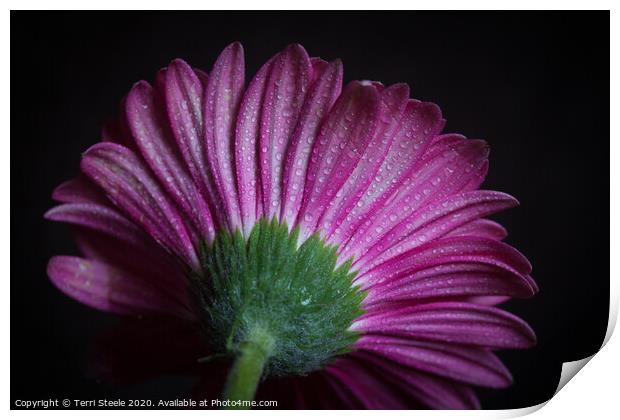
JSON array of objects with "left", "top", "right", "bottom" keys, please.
[{"left": 222, "top": 328, "right": 273, "bottom": 409}]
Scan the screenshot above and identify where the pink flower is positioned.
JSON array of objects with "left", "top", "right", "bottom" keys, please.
[{"left": 46, "top": 42, "right": 537, "bottom": 409}]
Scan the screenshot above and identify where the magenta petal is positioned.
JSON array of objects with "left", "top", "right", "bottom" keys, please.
[
  {"left": 194, "top": 68, "right": 209, "bottom": 85},
  {"left": 126, "top": 80, "right": 215, "bottom": 241},
  {"left": 353, "top": 302, "right": 536, "bottom": 348},
  {"left": 235, "top": 57, "right": 275, "bottom": 236},
  {"left": 314, "top": 370, "right": 360, "bottom": 410},
  {"left": 339, "top": 138, "right": 492, "bottom": 264},
  {"left": 525, "top": 274, "right": 539, "bottom": 293},
  {"left": 280, "top": 59, "right": 343, "bottom": 228},
  {"left": 356, "top": 335, "right": 513, "bottom": 388},
  {"left": 45, "top": 203, "right": 184, "bottom": 290},
  {"left": 164, "top": 59, "right": 220, "bottom": 236},
  {"left": 364, "top": 261, "right": 534, "bottom": 304},
  {"left": 72, "top": 228, "right": 191, "bottom": 315},
  {"left": 80, "top": 142, "right": 199, "bottom": 268},
  {"left": 360, "top": 235, "right": 532, "bottom": 288},
  {"left": 448, "top": 218, "right": 508, "bottom": 240},
  {"left": 327, "top": 357, "right": 408, "bottom": 409},
  {"left": 51, "top": 176, "right": 109, "bottom": 205},
  {"left": 164, "top": 60, "right": 205, "bottom": 171},
  {"left": 47, "top": 256, "right": 188, "bottom": 317},
  {"left": 352, "top": 352, "right": 480, "bottom": 409},
  {"left": 297, "top": 81, "right": 380, "bottom": 239},
  {"left": 46, "top": 202, "right": 151, "bottom": 248},
  {"left": 309, "top": 57, "right": 329, "bottom": 80},
  {"left": 204, "top": 42, "right": 245, "bottom": 232},
  {"left": 467, "top": 296, "right": 511, "bottom": 306},
  {"left": 350, "top": 190, "right": 519, "bottom": 272},
  {"left": 329, "top": 100, "right": 442, "bottom": 246},
  {"left": 317, "top": 84, "right": 410, "bottom": 239},
  {"left": 359, "top": 235, "right": 535, "bottom": 305},
  {"left": 259, "top": 44, "right": 312, "bottom": 220}
]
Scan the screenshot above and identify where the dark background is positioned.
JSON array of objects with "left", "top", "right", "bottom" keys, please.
[{"left": 11, "top": 11, "right": 610, "bottom": 409}]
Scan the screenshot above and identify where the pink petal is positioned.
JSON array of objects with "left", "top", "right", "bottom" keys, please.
[
  {"left": 363, "top": 261, "right": 534, "bottom": 304},
  {"left": 72, "top": 228, "right": 191, "bottom": 314},
  {"left": 329, "top": 100, "right": 442, "bottom": 246},
  {"left": 280, "top": 59, "right": 343, "bottom": 228},
  {"left": 80, "top": 142, "right": 199, "bottom": 269},
  {"left": 448, "top": 218, "right": 508, "bottom": 240},
  {"left": 358, "top": 235, "right": 536, "bottom": 304},
  {"left": 321, "top": 374, "right": 361, "bottom": 409},
  {"left": 204, "top": 42, "right": 245, "bottom": 231},
  {"left": 352, "top": 352, "right": 480, "bottom": 409},
  {"left": 126, "top": 80, "right": 215, "bottom": 241},
  {"left": 359, "top": 235, "right": 532, "bottom": 288},
  {"left": 297, "top": 81, "right": 380, "bottom": 239},
  {"left": 235, "top": 57, "right": 275, "bottom": 236},
  {"left": 47, "top": 256, "right": 188, "bottom": 318},
  {"left": 51, "top": 176, "right": 109, "bottom": 206},
  {"left": 46, "top": 202, "right": 151, "bottom": 248},
  {"left": 349, "top": 190, "right": 519, "bottom": 272},
  {"left": 259, "top": 44, "right": 312, "bottom": 220},
  {"left": 327, "top": 357, "right": 408, "bottom": 409},
  {"left": 339, "top": 138, "right": 491, "bottom": 264},
  {"left": 353, "top": 302, "right": 536, "bottom": 348},
  {"left": 356, "top": 335, "right": 513, "bottom": 388},
  {"left": 467, "top": 296, "right": 511, "bottom": 306},
  {"left": 165, "top": 59, "right": 221, "bottom": 233},
  {"left": 194, "top": 68, "right": 209, "bottom": 85},
  {"left": 317, "top": 84, "right": 410, "bottom": 239},
  {"left": 309, "top": 57, "right": 329, "bottom": 79},
  {"left": 45, "top": 203, "right": 185, "bottom": 297}
]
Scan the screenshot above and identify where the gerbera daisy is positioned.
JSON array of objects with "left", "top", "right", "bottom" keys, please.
[{"left": 46, "top": 42, "right": 537, "bottom": 409}]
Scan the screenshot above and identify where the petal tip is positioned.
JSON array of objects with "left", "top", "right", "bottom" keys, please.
[
  {"left": 43, "top": 207, "right": 59, "bottom": 221},
  {"left": 470, "top": 139, "right": 491, "bottom": 158},
  {"left": 331, "top": 58, "right": 343, "bottom": 67},
  {"left": 224, "top": 41, "right": 244, "bottom": 55},
  {"left": 46, "top": 255, "right": 73, "bottom": 288},
  {"left": 169, "top": 57, "right": 189, "bottom": 67}
]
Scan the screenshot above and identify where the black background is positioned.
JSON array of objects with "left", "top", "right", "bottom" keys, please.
[{"left": 11, "top": 11, "right": 610, "bottom": 409}]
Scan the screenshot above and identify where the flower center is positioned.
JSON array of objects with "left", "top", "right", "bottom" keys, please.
[{"left": 189, "top": 218, "right": 365, "bottom": 379}]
